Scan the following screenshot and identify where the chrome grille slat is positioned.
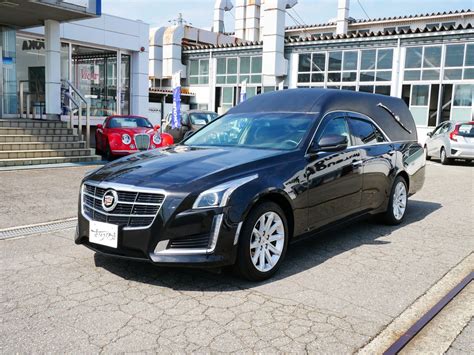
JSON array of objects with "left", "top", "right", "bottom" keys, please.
[
  {"left": 134, "top": 134, "right": 150, "bottom": 150},
  {"left": 81, "top": 182, "right": 165, "bottom": 229}
]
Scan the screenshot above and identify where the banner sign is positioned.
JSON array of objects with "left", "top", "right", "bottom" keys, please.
[
  {"left": 240, "top": 79, "right": 247, "bottom": 103},
  {"left": 172, "top": 71, "right": 181, "bottom": 129}
]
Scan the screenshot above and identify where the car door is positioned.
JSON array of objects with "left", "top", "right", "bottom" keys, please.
[
  {"left": 428, "top": 122, "right": 448, "bottom": 156},
  {"left": 347, "top": 114, "right": 394, "bottom": 211},
  {"left": 96, "top": 119, "right": 107, "bottom": 151},
  {"left": 305, "top": 112, "right": 363, "bottom": 231}
]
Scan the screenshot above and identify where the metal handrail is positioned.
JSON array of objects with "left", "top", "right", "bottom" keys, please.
[
  {"left": 19, "top": 80, "right": 36, "bottom": 119},
  {"left": 63, "top": 80, "right": 91, "bottom": 148}
]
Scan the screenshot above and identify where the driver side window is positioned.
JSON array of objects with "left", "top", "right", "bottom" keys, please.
[
  {"left": 181, "top": 113, "right": 189, "bottom": 126},
  {"left": 316, "top": 116, "right": 351, "bottom": 147}
]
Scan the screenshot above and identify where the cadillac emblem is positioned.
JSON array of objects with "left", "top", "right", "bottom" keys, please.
[{"left": 102, "top": 190, "right": 118, "bottom": 212}]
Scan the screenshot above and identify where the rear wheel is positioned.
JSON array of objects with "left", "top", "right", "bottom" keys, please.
[
  {"left": 424, "top": 145, "right": 431, "bottom": 160},
  {"left": 234, "top": 202, "right": 288, "bottom": 281},
  {"left": 379, "top": 176, "right": 408, "bottom": 225},
  {"left": 440, "top": 147, "right": 451, "bottom": 165}
]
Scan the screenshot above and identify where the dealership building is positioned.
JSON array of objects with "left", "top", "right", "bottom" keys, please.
[
  {"left": 0, "top": 0, "right": 149, "bottom": 122},
  {"left": 149, "top": 0, "right": 474, "bottom": 140}
]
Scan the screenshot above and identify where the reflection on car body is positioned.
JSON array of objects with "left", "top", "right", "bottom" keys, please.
[{"left": 77, "top": 89, "right": 425, "bottom": 281}]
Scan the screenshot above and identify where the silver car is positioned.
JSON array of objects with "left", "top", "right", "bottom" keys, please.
[{"left": 425, "top": 121, "right": 474, "bottom": 164}]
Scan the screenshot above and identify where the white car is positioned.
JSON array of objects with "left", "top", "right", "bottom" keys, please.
[{"left": 425, "top": 121, "right": 474, "bottom": 164}]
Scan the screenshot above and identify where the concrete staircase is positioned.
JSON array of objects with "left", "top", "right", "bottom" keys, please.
[{"left": 0, "top": 119, "right": 101, "bottom": 167}]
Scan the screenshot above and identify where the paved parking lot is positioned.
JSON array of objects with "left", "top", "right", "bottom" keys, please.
[
  {"left": 0, "top": 165, "right": 98, "bottom": 229},
  {"left": 1, "top": 162, "right": 473, "bottom": 353}
]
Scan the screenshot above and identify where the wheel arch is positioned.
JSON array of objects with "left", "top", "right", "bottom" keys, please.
[
  {"left": 396, "top": 170, "right": 410, "bottom": 191},
  {"left": 243, "top": 190, "right": 295, "bottom": 240}
]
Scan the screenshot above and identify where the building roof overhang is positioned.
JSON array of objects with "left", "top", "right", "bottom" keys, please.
[{"left": 0, "top": 0, "right": 100, "bottom": 28}]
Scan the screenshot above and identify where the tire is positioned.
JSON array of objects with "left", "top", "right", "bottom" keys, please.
[
  {"left": 424, "top": 145, "right": 431, "bottom": 161},
  {"left": 234, "top": 202, "right": 289, "bottom": 281},
  {"left": 440, "top": 147, "right": 451, "bottom": 165},
  {"left": 104, "top": 142, "right": 113, "bottom": 161},
  {"left": 379, "top": 176, "right": 408, "bottom": 225}
]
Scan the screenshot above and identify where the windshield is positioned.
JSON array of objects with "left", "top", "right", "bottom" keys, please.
[
  {"left": 189, "top": 112, "right": 218, "bottom": 125},
  {"left": 183, "top": 113, "right": 314, "bottom": 150},
  {"left": 108, "top": 117, "right": 152, "bottom": 129}
]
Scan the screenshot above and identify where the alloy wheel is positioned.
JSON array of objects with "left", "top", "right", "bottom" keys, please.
[
  {"left": 392, "top": 181, "right": 407, "bottom": 221},
  {"left": 250, "top": 212, "right": 285, "bottom": 272}
]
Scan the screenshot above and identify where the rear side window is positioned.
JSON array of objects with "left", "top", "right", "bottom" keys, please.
[
  {"left": 457, "top": 123, "right": 474, "bottom": 137},
  {"left": 349, "top": 118, "right": 386, "bottom": 145}
]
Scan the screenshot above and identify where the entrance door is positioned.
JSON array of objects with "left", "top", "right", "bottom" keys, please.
[{"left": 404, "top": 84, "right": 442, "bottom": 127}]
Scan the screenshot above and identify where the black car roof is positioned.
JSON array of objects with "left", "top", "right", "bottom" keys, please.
[{"left": 228, "top": 88, "right": 417, "bottom": 141}]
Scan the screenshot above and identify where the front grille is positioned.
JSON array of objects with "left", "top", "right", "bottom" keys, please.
[
  {"left": 82, "top": 183, "right": 165, "bottom": 229},
  {"left": 168, "top": 234, "right": 211, "bottom": 249},
  {"left": 135, "top": 134, "right": 150, "bottom": 150}
]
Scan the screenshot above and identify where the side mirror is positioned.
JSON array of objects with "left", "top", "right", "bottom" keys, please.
[
  {"left": 154, "top": 124, "right": 160, "bottom": 130},
  {"left": 312, "top": 135, "right": 348, "bottom": 153},
  {"left": 97, "top": 124, "right": 103, "bottom": 129},
  {"left": 427, "top": 132, "right": 433, "bottom": 137}
]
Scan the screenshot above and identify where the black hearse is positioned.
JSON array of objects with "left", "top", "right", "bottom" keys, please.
[{"left": 77, "top": 89, "right": 425, "bottom": 281}]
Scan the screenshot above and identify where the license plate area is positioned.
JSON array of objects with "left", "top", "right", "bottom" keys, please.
[{"left": 89, "top": 220, "right": 118, "bottom": 248}]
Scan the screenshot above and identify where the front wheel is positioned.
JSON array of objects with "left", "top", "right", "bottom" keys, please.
[
  {"left": 103, "top": 142, "right": 113, "bottom": 161},
  {"left": 234, "top": 202, "right": 288, "bottom": 281},
  {"left": 379, "top": 176, "right": 408, "bottom": 225}
]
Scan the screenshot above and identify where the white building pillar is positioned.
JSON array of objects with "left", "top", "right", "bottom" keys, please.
[
  {"left": 131, "top": 22, "right": 150, "bottom": 117},
  {"left": 131, "top": 51, "right": 149, "bottom": 117},
  {"left": 44, "top": 20, "right": 61, "bottom": 119}
]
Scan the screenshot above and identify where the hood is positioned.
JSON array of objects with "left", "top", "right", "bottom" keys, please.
[{"left": 88, "top": 145, "right": 286, "bottom": 191}]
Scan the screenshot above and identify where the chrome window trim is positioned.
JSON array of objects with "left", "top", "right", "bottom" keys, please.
[
  {"left": 305, "top": 109, "right": 395, "bottom": 156},
  {"left": 81, "top": 180, "right": 167, "bottom": 231}
]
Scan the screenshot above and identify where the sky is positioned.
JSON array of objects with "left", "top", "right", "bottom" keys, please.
[{"left": 102, "top": 0, "right": 472, "bottom": 30}]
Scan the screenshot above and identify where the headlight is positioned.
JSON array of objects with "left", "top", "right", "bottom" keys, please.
[
  {"left": 153, "top": 133, "right": 162, "bottom": 145},
  {"left": 193, "top": 174, "right": 258, "bottom": 209},
  {"left": 122, "top": 134, "right": 131, "bottom": 145}
]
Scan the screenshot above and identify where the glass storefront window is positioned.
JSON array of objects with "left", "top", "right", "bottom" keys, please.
[
  {"left": 423, "top": 46, "right": 441, "bottom": 68},
  {"left": 377, "top": 49, "right": 393, "bottom": 69},
  {"left": 465, "top": 44, "right": 474, "bottom": 66},
  {"left": 361, "top": 50, "right": 376, "bottom": 70},
  {"left": 328, "top": 51, "right": 342, "bottom": 71},
  {"left": 1, "top": 27, "right": 18, "bottom": 114},
  {"left": 121, "top": 54, "right": 130, "bottom": 115},
  {"left": 188, "top": 59, "right": 209, "bottom": 85},
  {"left": 411, "top": 85, "right": 429, "bottom": 106},
  {"left": 405, "top": 47, "right": 422, "bottom": 68},
  {"left": 72, "top": 45, "right": 120, "bottom": 117},
  {"left": 445, "top": 44, "right": 464, "bottom": 67},
  {"left": 343, "top": 51, "right": 358, "bottom": 71},
  {"left": 453, "top": 84, "right": 473, "bottom": 107}
]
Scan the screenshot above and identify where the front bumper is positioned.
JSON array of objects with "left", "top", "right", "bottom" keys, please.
[{"left": 75, "top": 199, "right": 241, "bottom": 268}]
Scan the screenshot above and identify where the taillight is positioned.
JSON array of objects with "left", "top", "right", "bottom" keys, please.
[{"left": 449, "top": 125, "right": 459, "bottom": 141}]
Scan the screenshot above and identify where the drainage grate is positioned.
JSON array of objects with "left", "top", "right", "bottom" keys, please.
[{"left": 0, "top": 218, "right": 77, "bottom": 240}]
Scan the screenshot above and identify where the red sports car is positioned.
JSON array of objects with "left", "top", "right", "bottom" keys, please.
[{"left": 95, "top": 115, "right": 174, "bottom": 160}]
